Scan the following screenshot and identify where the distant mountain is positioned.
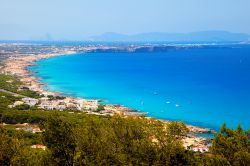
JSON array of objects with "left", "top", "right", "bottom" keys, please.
[{"left": 86, "top": 31, "right": 250, "bottom": 42}]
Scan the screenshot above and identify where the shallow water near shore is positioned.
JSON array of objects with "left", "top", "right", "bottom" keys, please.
[{"left": 30, "top": 44, "right": 250, "bottom": 131}]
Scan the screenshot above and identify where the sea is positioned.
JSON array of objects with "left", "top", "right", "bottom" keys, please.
[{"left": 30, "top": 43, "right": 250, "bottom": 131}]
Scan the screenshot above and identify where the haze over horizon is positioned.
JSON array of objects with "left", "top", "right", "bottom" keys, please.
[{"left": 1, "top": 0, "right": 250, "bottom": 40}]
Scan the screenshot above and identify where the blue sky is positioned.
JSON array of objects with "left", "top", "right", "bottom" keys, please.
[{"left": 1, "top": 0, "right": 250, "bottom": 40}]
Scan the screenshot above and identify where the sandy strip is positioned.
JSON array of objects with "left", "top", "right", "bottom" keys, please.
[{"left": 2, "top": 51, "right": 76, "bottom": 96}]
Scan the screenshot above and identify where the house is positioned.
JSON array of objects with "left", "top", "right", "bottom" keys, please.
[
  {"left": 19, "top": 127, "right": 43, "bottom": 133},
  {"left": 66, "top": 102, "right": 78, "bottom": 109},
  {"left": 81, "top": 99, "right": 98, "bottom": 110},
  {"left": 32, "top": 127, "right": 42, "bottom": 133},
  {"left": 39, "top": 101, "right": 55, "bottom": 110},
  {"left": 75, "top": 99, "right": 85, "bottom": 110},
  {"left": 8, "top": 101, "right": 24, "bottom": 108},
  {"left": 22, "top": 97, "right": 39, "bottom": 106},
  {"left": 56, "top": 104, "right": 67, "bottom": 110},
  {"left": 31, "top": 144, "right": 46, "bottom": 150},
  {"left": 23, "top": 127, "right": 33, "bottom": 132},
  {"left": 191, "top": 146, "right": 209, "bottom": 153},
  {"left": 40, "top": 97, "right": 50, "bottom": 102},
  {"left": 14, "top": 101, "right": 24, "bottom": 106}
]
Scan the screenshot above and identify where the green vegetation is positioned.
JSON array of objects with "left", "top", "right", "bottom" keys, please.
[
  {"left": 0, "top": 73, "right": 249, "bottom": 165},
  {"left": 0, "top": 125, "right": 45, "bottom": 165},
  {"left": 0, "top": 74, "right": 20, "bottom": 92},
  {"left": 0, "top": 74, "right": 40, "bottom": 98},
  {"left": 96, "top": 104, "right": 105, "bottom": 112},
  {"left": 1, "top": 109, "right": 249, "bottom": 165},
  {"left": 0, "top": 91, "right": 21, "bottom": 110},
  {"left": 210, "top": 124, "right": 250, "bottom": 165},
  {"left": 15, "top": 104, "right": 31, "bottom": 110}
]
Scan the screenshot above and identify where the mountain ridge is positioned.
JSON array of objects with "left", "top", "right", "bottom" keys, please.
[{"left": 86, "top": 31, "right": 250, "bottom": 42}]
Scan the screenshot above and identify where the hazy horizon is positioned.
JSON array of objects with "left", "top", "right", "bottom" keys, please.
[{"left": 1, "top": 0, "right": 250, "bottom": 40}]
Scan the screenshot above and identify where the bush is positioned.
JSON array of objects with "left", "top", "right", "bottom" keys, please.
[{"left": 15, "top": 104, "right": 31, "bottom": 110}]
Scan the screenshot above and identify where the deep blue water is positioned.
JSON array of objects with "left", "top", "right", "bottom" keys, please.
[{"left": 30, "top": 45, "right": 250, "bottom": 131}]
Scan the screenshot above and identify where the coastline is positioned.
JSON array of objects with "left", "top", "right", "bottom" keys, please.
[
  {"left": 2, "top": 51, "right": 76, "bottom": 97},
  {"left": 1, "top": 51, "right": 214, "bottom": 137}
]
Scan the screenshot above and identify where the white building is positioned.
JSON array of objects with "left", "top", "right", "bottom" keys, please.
[
  {"left": 8, "top": 101, "right": 24, "bottom": 108},
  {"left": 81, "top": 99, "right": 98, "bottom": 110},
  {"left": 22, "top": 97, "right": 39, "bottom": 106},
  {"left": 192, "top": 146, "right": 209, "bottom": 153}
]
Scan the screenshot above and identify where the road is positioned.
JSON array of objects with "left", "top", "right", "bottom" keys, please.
[{"left": 0, "top": 88, "right": 30, "bottom": 98}]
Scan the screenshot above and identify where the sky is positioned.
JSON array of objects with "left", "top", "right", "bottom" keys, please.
[{"left": 0, "top": 0, "right": 250, "bottom": 40}]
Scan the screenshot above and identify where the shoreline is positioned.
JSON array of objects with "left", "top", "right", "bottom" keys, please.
[
  {"left": 1, "top": 51, "right": 214, "bottom": 136},
  {"left": 2, "top": 51, "right": 76, "bottom": 97}
]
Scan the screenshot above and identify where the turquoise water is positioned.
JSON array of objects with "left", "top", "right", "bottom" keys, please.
[{"left": 30, "top": 45, "right": 250, "bottom": 131}]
